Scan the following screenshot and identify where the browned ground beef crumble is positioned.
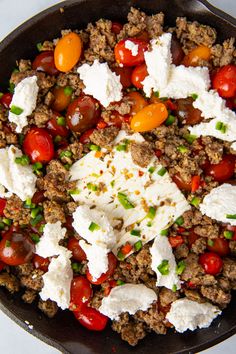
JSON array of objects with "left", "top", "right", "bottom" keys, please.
[{"left": 0, "top": 6, "right": 236, "bottom": 346}]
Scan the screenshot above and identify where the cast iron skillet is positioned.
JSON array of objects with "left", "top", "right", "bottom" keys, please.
[{"left": 0, "top": 1, "right": 235, "bottom": 353}]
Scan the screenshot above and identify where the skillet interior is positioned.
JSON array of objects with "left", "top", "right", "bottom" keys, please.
[{"left": 0, "top": 1, "right": 235, "bottom": 353}]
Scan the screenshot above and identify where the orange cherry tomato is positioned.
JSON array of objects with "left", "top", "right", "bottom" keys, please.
[
  {"left": 131, "top": 63, "right": 148, "bottom": 89},
  {"left": 126, "top": 91, "right": 148, "bottom": 115},
  {"left": 54, "top": 32, "right": 82, "bottom": 72},
  {"left": 51, "top": 86, "right": 72, "bottom": 111},
  {"left": 114, "top": 38, "right": 148, "bottom": 67},
  {"left": 182, "top": 45, "right": 211, "bottom": 67},
  {"left": 130, "top": 103, "right": 168, "bottom": 132}
]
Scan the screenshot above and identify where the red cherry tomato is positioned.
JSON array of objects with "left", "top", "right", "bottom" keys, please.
[
  {"left": 203, "top": 155, "right": 235, "bottom": 182},
  {"left": 207, "top": 237, "right": 230, "bottom": 257},
  {"left": 33, "top": 254, "right": 50, "bottom": 272},
  {"left": 70, "top": 276, "right": 93, "bottom": 311},
  {"left": 131, "top": 63, "right": 148, "bottom": 89},
  {"left": 73, "top": 304, "right": 108, "bottom": 331},
  {"left": 0, "top": 198, "right": 6, "bottom": 216},
  {"left": 23, "top": 127, "right": 54, "bottom": 163},
  {"left": 172, "top": 174, "right": 192, "bottom": 192},
  {"left": 199, "top": 252, "right": 223, "bottom": 275},
  {"left": 175, "top": 98, "right": 203, "bottom": 125},
  {"left": 170, "top": 36, "right": 184, "bottom": 66},
  {"left": 86, "top": 252, "right": 117, "bottom": 285},
  {"left": 32, "top": 51, "right": 58, "bottom": 75},
  {"left": 114, "top": 38, "right": 148, "bottom": 67},
  {"left": 66, "top": 96, "right": 100, "bottom": 133},
  {"left": 113, "top": 66, "right": 133, "bottom": 88},
  {"left": 212, "top": 64, "right": 236, "bottom": 98},
  {"left": 169, "top": 235, "right": 184, "bottom": 248},
  {"left": 47, "top": 113, "right": 69, "bottom": 137},
  {"left": 111, "top": 22, "right": 123, "bottom": 34},
  {"left": 0, "top": 232, "right": 35, "bottom": 266},
  {"left": 0, "top": 93, "right": 13, "bottom": 108},
  {"left": 68, "top": 237, "right": 87, "bottom": 262},
  {"left": 79, "top": 128, "right": 95, "bottom": 144}
]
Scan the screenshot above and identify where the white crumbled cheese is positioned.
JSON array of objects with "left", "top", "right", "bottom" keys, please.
[
  {"left": 199, "top": 183, "right": 236, "bottom": 226},
  {"left": 36, "top": 222, "right": 66, "bottom": 258},
  {"left": 150, "top": 234, "right": 181, "bottom": 290},
  {"left": 166, "top": 298, "right": 221, "bottom": 333},
  {"left": 77, "top": 60, "right": 122, "bottom": 107},
  {"left": 124, "top": 39, "right": 139, "bottom": 56},
  {"left": 0, "top": 145, "right": 37, "bottom": 201},
  {"left": 0, "top": 184, "right": 12, "bottom": 198},
  {"left": 99, "top": 284, "right": 157, "bottom": 320},
  {"left": 8, "top": 76, "right": 39, "bottom": 133},
  {"left": 231, "top": 142, "right": 236, "bottom": 151},
  {"left": 40, "top": 249, "right": 73, "bottom": 310},
  {"left": 193, "top": 90, "right": 227, "bottom": 119}
]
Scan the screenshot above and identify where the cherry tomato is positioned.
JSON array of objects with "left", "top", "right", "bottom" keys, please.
[
  {"left": 106, "top": 111, "right": 130, "bottom": 128},
  {"left": 0, "top": 232, "right": 35, "bottom": 266},
  {"left": 199, "top": 252, "right": 223, "bottom": 275},
  {"left": 33, "top": 254, "right": 50, "bottom": 272},
  {"left": 70, "top": 276, "right": 92, "bottom": 311},
  {"left": 111, "top": 22, "right": 123, "bottom": 34},
  {"left": 66, "top": 96, "right": 100, "bottom": 133},
  {"left": 23, "top": 127, "right": 54, "bottom": 163},
  {"left": 51, "top": 86, "right": 72, "bottom": 111},
  {"left": 126, "top": 91, "right": 148, "bottom": 115},
  {"left": 187, "top": 229, "right": 199, "bottom": 247},
  {"left": 97, "top": 119, "right": 108, "bottom": 129},
  {"left": 172, "top": 174, "right": 192, "bottom": 192},
  {"left": 113, "top": 66, "right": 133, "bottom": 88},
  {"left": 73, "top": 304, "right": 108, "bottom": 331},
  {"left": 169, "top": 235, "right": 184, "bottom": 248},
  {"left": 114, "top": 38, "right": 148, "bottom": 67},
  {"left": 135, "top": 31, "right": 150, "bottom": 42},
  {"left": 170, "top": 36, "right": 184, "bottom": 65},
  {"left": 54, "top": 32, "right": 82, "bottom": 72},
  {"left": 203, "top": 155, "right": 235, "bottom": 182},
  {"left": 0, "top": 198, "right": 6, "bottom": 216},
  {"left": 47, "top": 113, "right": 69, "bottom": 137},
  {"left": 86, "top": 252, "right": 117, "bottom": 285},
  {"left": 175, "top": 98, "right": 203, "bottom": 125},
  {"left": 32, "top": 51, "right": 58, "bottom": 75},
  {"left": 31, "top": 191, "right": 46, "bottom": 205},
  {"left": 207, "top": 237, "right": 230, "bottom": 257},
  {"left": 226, "top": 225, "right": 236, "bottom": 241},
  {"left": 63, "top": 216, "right": 74, "bottom": 232},
  {"left": 68, "top": 237, "right": 87, "bottom": 262},
  {"left": 212, "top": 64, "right": 236, "bottom": 98},
  {"left": 182, "top": 45, "right": 211, "bottom": 67},
  {"left": 131, "top": 103, "right": 168, "bottom": 132},
  {"left": 79, "top": 128, "right": 95, "bottom": 144},
  {"left": 131, "top": 63, "right": 148, "bottom": 89},
  {"left": 0, "top": 93, "right": 12, "bottom": 108}
]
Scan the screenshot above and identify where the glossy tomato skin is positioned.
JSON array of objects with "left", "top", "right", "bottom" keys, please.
[
  {"left": 79, "top": 129, "right": 95, "bottom": 144},
  {"left": 131, "top": 63, "right": 148, "bottom": 89},
  {"left": 47, "top": 113, "right": 69, "bottom": 137},
  {"left": 33, "top": 254, "right": 50, "bottom": 272},
  {"left": 31, "top": 191, "right": 46, "bottom": 205},
  {"left": 54, "top": 32, "right": 82, "bottom": 72},
  {"left": 51, "top": 86, "right": 72, "bottom": 112},
  {"left": 0, "top": 93, "right": 13, "bottom": 108},
  {"left": 86, "top": 252, "right": 117, "bottom": 285},
  {"left": 32, "top": 51, "right": 58, "bottom": 75},
  {"left": 23, "top": 127, "right": 54, "bottom": 163},
  {"left": 207, "top": 237, "right": 230, "bottom": 257},
  {"left": 212, "top": 64, "right": 236, "bottom": 98},
  {"left": 114, "top": 38, "right": 148, "bottom": 67},
  {"left": 0, "top": 198, "right": 6, "bottom": 216},
  {"left": 175, "top": 98, "right": 203, "bottom": 125},
  {"left": 111, "top": 22, "right": 123, "bottom": 34},
  {"left": 70, "top": 276, "right": 92, "bottom": 311},
  {"left": 66, "top": 96, "right": 100, "bottom": 133},
  {"left": 0, "top": 232, "right": 35, "bottom": 266},
  {"left": 170, "top": 36, "right": 184, "bottom": 65},
  {"left": 68, "top": 237, "right": 87, "bottom": 262},
  {"left": 172, "top": 174, "right": 192, "bottom": 192},
  {"left": 199, "top": 252, "right": 223, "bottom": 275},
  {"left": 73, "top": 304, "right": 108, "bottom": 331},
  {"left": 203, "top": 155, "right": 235, "bottom": 183},
  {"left": 113, "top": 66, "right": 133, "bottom": 88}
]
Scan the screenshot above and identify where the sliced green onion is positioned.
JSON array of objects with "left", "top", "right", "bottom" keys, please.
[
  {"left": 38, "top": 224, "right": 45, "bottom": 233},
  {"left": 116, "top": 280, "right": 125, "bottom": 286},
  {"left": 30, "top": 233, "right": 40, "bottom": 244},
  {"left": 63, "top": 163, "right": 71, "bottom": 170},
  {"left": 207, "top": 239, "right": 214, "bottom": 247},
  {"left": 10, "top": 105, "right": 24, "bottom": 115},
  {"left": 110, "top": 180, "right": 115, "bottom": 188},
  {"left": 157, "top": 259, "right": 169, "bottom": 275},
  {"left": 89, "top": 144, "right": 101, "bottom": 151},
  {"left": 57, "top": 116, "right": 66, "bottom": 126},
  {"left": 190, "top": 196, "right": 201, "bottom": 207},
  {"left": 8, "top": 82, "right": 15, "bottom": 94},
  {"left": 36, "top": 42, "right": 43, "bottom": 51},
  {"left": 172, "top": 284, "right": 177, "bottom": 292},
  {"left": 147, "top": 221, "right": 152, "bottom": 227},
  {"left": 89, "top": 222, "right": 100, "bottom": 232},
  {"left": 176, "top": 260, "right": 186, "bottom": 275},
  {"left": 175, "top": 216, "right": 184, "bottom": 226},
  {"left": 87, "top": 183, "right": 98, "bottom": 191},
  {"left": 215, "top": 121, "right": 227, "bottom": 133},
  {"left": 2, "top": 218, "right": 12, "bottom": 226},
  {"left": 60, "top": 150, "right": 72, "bottom": 158},
  {"left": 5, "top": 240, "right": 11, "bottom": 247},
  {"left": 24, "top": 198, "right": 35, "bottom": 209},
  {"left": 160, "top": 229, "right": 169, "bottom": 236},
  {"left": 134, "top": 240, "right": 142, "bottom": 251},
  {"left": 69, "top": 189, "right": 81, "bottom": 195},
  {"left": 72, "top": 262, "right": 83, "bottom": 273},
  {"left": 116, "top": 143, "right": 127, "bottom": 151},
  {"left": 148, "top": 166, "right": 155, "bottom": 174},
  {"left": 117, "top": 250, "right": 125, "bottom": 261},
  {"left": 18, "top": 134, "right": 24, "bottom": 145},
  {"left": 15, "top": 155, "right": 30, "bottom": 166},
  {"left": 184, "top": 134, "right": 197, "bottom": 144},
  {"left": 177, "top": 145, "right": 189, "bottom": 153},
  {"left": 157, "top": 167, "right": 167, "bottom": 176},
  {"left": 226, "top": 214, "right": 236, "bottom": 220},
  {"left": 165, "top": 114, "right": 175, "bottom": 126},
  {"left": 30, "top": 207, "right": 42, "bottom": 219},
  {"left": 224, "top": 230, "right": 234, "bottom": 239},
  {"left": 153, "top": 91, "right": 159, "bottom": 97},
  {"left": 215, "top": 121, "right": 222, "bottom": 130},
  {"left": 64, "top": 86, "right": 73, "bottom": 96},
  {"left": 30, "top": 214, "right": 43, "bottom": 227},
  {"left": 0, "top": 222, "right": 5, "bottom": 230},
  {"left": 190, "top": 93, "right": 198, "bottom": 100},
  {"left": 130, "top": 229, "right": 141, "bottom": 236},
  {"left": 117, "top": 192, "right": 134, "bottom": 209},
  {"left": 146, "top": 206, "right": 156, "bottom": 220}
]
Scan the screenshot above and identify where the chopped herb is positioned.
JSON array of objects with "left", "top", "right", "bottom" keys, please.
[
  {"left": 157, "top": 167, "right": 167, "bottom": 176},
  {"left": 38, "top": 224, "right": 45, "bottom": 233},
  {"left": 33, "top": 162, "right": 43, "bottom": 176},
  {"left": 89, "top": 222, "right": 100, "bottom": 232},
  {"left": 117, "top": 250, "right": 125, "bottom": 261},
  {"left": 207, "top": 239, "right": 214, "bottom": 247},
  {"left": 57, "top": 116, "right": 66, "bottom": 126},
  {"left": 157, "top": 259, "right": 169, "bottom": 275},
  {"left": 30, "top": 207, "right": 42, "bottom": 219},
  {"left": 63, "top": 163, "right": 71, "bottom": 170},
  {"left": 226, "top": 214, "right": 236, "bottom": 220},
  {"left": 5, "top": 240, "right": 11, "bottom": 247},
  {"left": 117, "top": 192, "right": 134, "bottom": 209},
  {"left": 176, "top": 260, "right": 186, "bottom": 275},
  {"left": 69, "top": 189, "right": 81, "bottom": 195},
  {"left": 190, "top": 93, "right": 198, "bottom": 100},
  {"left": 110, "top": 180, "right": 115, "bottom": 188},
  {"left": 172, "top": 284, "right": 177, "bottom": 292},
  {"left": 8, "top": 82, "right": 15, "bottom": 94},
  {"left": 190, "top": 196, "right": 201, "bottom": 207},
  {"left": 224, "top": 230, "right": 234, "bottom": 239},
  {"left": 175, "top": 216, "right": 184, "bottom": 226},
  {"left": 146, "top": 206, "right": 156, "bottom": 220},
  {"left": 165, "top": 114, "right": 175, "bottom": 126},
  {"left": 30, "top": 233, "right": 40, "bottom": 244},
  {"left": 64, "top": 86, "right": 73, "bottom": 96},
  {"left": 134, "top": 240, "right": 142, "bottom": 251},
  {"left": 89, "top": 144, "right": 101, "bottom": 151},
  {"left": 10, "top": 105, "right": 24, "bottom": 115},
  {"left": 116, "top": 142, "right": 127, "bottom": 151},
  {"left": 184, "top": 134, "right": 197, "bottom": 144},
  {"left": 130, "top": 229, "right": 141, "bottom": 236},
  {"left": 215, "top": 121, "right": 227, "bottom": 133},
  {"left": 148, "top": 166, "right": 156, "bottom": 174},
  {"left": 30, "top": 214, "right": 43, "bottom": 227},
  {"left": 177, "top": 145, "right": 189, "bottom": 153},
  {"left": 2, "top": 218, "right": 12, "bottom": 226},
  {"left": 0, "top": 222, "right": 5, "bottom": 230},
  {"left": 15, "top": 155, "right": 30, "bottom": 166},
  {"left": 72, "top": 262, "right": 83, "bottom": 273},
  {"left": 36, "top": 42, "right": 43, "bottom": 51},
  {"left": 116, "top": 280, "right": 125, "bottom": 286},
  {"left": 215, "top": 121, "right": 222, "bottom": 130},
  {"left": 60, "top": 150, "right": 72, "bottom": 158},
  {"left": 160, "top": 229, "right": 169, "bottom": 236},
  {"left": 153, "top": 91, "right": 159, "bottom": 97},
  {"left": 87, "top": 183, "right": 98, "bottom": 191},
  {"left": 24, "top": 198, "right": 36, "bottom": 209},
  {"left": 147, "top": 221, "right": 152, "bottom": 227}
]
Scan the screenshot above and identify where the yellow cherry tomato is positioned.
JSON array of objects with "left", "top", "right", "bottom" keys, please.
[
  {"left": 130, "top": 103, "right": 168, "bottom": 132},
  {"left": 182, "top": 45, "right": 211, "bottom": 67},
  {"left": 51, "top": 86, "right": 72, "bottom": 111},
  {"left": 54, "top": 32, "right": 82, "bottom": 72},
  {"left": 126, "top": 91, "right": 148, "bottom": 115}
]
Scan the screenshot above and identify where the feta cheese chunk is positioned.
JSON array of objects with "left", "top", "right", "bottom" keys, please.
[
  {"left": 166, "top": 298, "right": 221, "bottom": 333},
  {"left": 77, "top": 60, "right": 122, "bottom": 107},
  {"left": 199, "top": 183, "right": 236, "bottom": 226},
  {"left": 99, "top": 284, "right": 157, "bottom": 320},
  {"left": 193, "top": 90, "right": 226, "bottom": 119},
  {"left": 0, "top": 184, "right": 12, "bottom": 198},
  {"left": 40, "top": 249, "right": 73, "bottom": 310},
  {"left": 36, "top": 222, "right": 66, "bottom": 258},
  {"left": 231, "top": 142, "right": 236, "bottom": 151},
  {"left": 150, "top": 234, "right": 181, "bottom": 290},
  {"left": 0, "top": 145, "right": 37, "bottom": 201},
  {"left": 8, "top": 76, "right": 39, "bottom": 133},
  {"left": 124, "top": 40, "right": 139, "bottom": 56}
]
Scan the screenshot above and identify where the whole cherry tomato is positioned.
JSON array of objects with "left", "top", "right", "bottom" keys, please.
[
  {"left": 111, "top": 22, "right": 123, "bottom": 34},
  {"left": 47, "top": 112, "right": 69, "bottom": 137},
  {"left": 73, "top": 304, "right": 108, "bottom": 331},
  {"left": 23, "top": 127, "right": 54, "bottom": 163},
  {"left": 131, "top": 63, "right": 148, "bottom": 89},
  {"left": 172, "top": 174, "right": 192, "bottom": 192},
  {"left": 86, "top": 252, "right": 117, "bottom": 285},
  {"left": 54, "top": 32, "right": 82, "bottom": 72},
  {"left": 68, "top": 237, "right": 87, "bottom": 262},
  {"left": 0, "top": 93, "right": 13, "bottom": 108},
  {"left": 175, "top": 98, "right": 203, "bottom": 125},
  {"left": 66, "top": 95, "right": 100, "bottom": 133},
  {"left": 203, "top": 155, "right": 235, "bottom": 182},
  {"left": 0, "top": 232, "right": 35, "bottom": 266},
  {"left": 0, "top": 198, "right": 6, "bottom": 216},
  {"left": 70, "top": 276, "right": 92, "bottom": 311},
  {"left": 169, "top": 235, "right": 184, "bottom": 248},
  {"left": 112, "top": 66, "right": 133, "bottom": 88},
  {"left": 114, "top": 38, "right": 148, "bottom": 67},
  {"left": 51, "top": 86, "right": 72, "bottom": 112},
  {"left": 126, "top": 91, "right": 148, "bottom": 115},
  {"left": 212, "top": 64, "right": 236, "bottom": 98},
  {"left": 199, "top": 252, "right": 223, "bottom": 275},
  {"left": 182, "top": 45, "right": 211, "bottom": 67},
  {"left": 79, "top": 128, "right": 95, "bottom": 144},
  {"left": 170, "top": 36, "right": 184, "bottom": 65},
  {"left": 32, "top": 51, "right": 58, "bottom": 75},
  {"left": 33, "top": 254, "right": 50, "bottom": 272},
  {"left": 130, "top": 103, "right": 168, "bottom": 132},
  {"left": 207, "top": 237, "right": 230, "bottom": 257}
]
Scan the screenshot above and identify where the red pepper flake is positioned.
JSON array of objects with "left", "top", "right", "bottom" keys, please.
[
  {"left": 177, "top": 227, "right": 185, "bottom": 233},
  {"left": 121, "top": 242, "right": 133, "bottom": 255},
  {"left": 138, "top": 170, "right": 144, "bottom": 177},
  {"left": 97, "top": 120, "right": 108, "bottom": 129},
  {"left": 191, "top": 175, "right": 200, "bottom": 193},
  {"left": 169, "top": 235, "right": 184, "bottom": 248},
  {"left": 165, "top": 99, "right": 177, "bottom": 111}
]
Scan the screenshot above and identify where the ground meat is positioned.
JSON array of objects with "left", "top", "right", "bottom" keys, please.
[
  {"left": 229, "top": 241, "right": 236, "bottom": 255},
  {"left": 89, "top": 126, "right": 119, "bottom": 148},
  {"left": 90, "top": 289, "right": 105, "bottom": 309},
  {"left": 38, "top": 299, "right": 58, "bottom": 318},
  {"left": 191, "top": 237, "right": 207, "bottom": 254},
  {"left": 58, "top": 141, "right": 83, "bottom": 165},
  {"left": 180, "top": 253, "right": 203, "bottom": 281},
  {"left": 33, "top": 104, "right": 53, "bottom": 127},
  {"left": 104, "top": 97, "right": 131, "bottom": 116},
  {"left": 0, "top": 272, "right": 20, "bottom": 293},
  {"left": 22, "top": 289, "right": 37, "bottom": 304},
  {"left": 159, "top": 288, "right": 179, "bottom": 307},
  {"left": 18, "top": 59, "right": 31, "bottom": 72},
  {"left": 200, "top": 285, "right": 231, "bottom": 308},
  {"left": 184, "top": 289, "right": 204, "bottom": 303},
  {"left": 222, "top": 258, "right": 236, "bottom": 281},
  {"left": 56, "top": 73, "right": 84, "bottom": 96},
  {"left": 135, "top": 305, "right": 167, "bottom": 335},
  {"left": 202, "top": 136, "right": 223, "bottom": 164},
  {"left": 0, "top": 125, "right": 18, "bottom": 148},
  {"left": 194, "top": 222, "right": 219, "bottom": 239},
  {"left": 218, "top": 277, "right": 231, "bottom": 292},
  {"left": 10, "top": 70, "right": 56, "bottom": 90},
  {"left": 174, "top": 243, "right": 189, "bottom": 259},
  {"left": 40, "top": 40, "right": 54, "bottom": 51},
  {"left": 211, "top": 38, "right": 236, "bottom": 67},
  {"left": 44, "top": 91, "right": 55, "bottom": 107},
  {"left": 16, "top": 263, "right": 34, "bottom": 276},
  {"left": 118, "top": 7, "right": 147, "bottom": 40},
  {"left": 3, "top": 195, "right": 31, "bottom": 225},
  {"left": 20, "top": 269, "right": 44, "bottom": 291},
  {"left": 192, "top": 274, "right": 217, "bottom": 287},
  {"left": 43, "top": 200, "right": 66, "bottom": 223},
  {"left": 130, "top": 141, "right": 154, "bottom": 168},
  {"left": 146, "top": 12, "right": 164, "bottom": 38},
  {"left": 65, "top": 201, "right": 78, "bottom": 215}
]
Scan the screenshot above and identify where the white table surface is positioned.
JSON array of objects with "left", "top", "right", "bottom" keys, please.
[{"left": 0, "top": 0, "right": 235, "bottom": 353}]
